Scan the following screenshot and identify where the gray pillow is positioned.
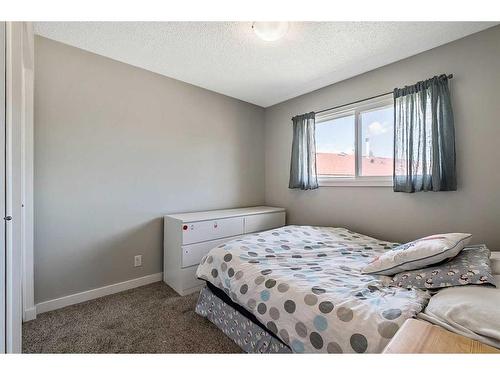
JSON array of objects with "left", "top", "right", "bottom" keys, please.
[{"left": 390, "top": 245, "right": 497, "bottom": 290}]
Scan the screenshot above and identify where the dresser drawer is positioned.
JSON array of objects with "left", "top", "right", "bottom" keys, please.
[
  {"left": 212, "top": 217, "right": 244, "bottom": 240},
  {"left": 181, "top": 236, "right": 239, "bottom": 268},
  {"left": 244, "top": 212, "right": 285, "bottom": 234},
  {"left": 181, "top": 216, "right": 244, "bottom": 245}
]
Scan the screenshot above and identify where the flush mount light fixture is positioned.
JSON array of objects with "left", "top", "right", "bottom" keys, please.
[{"left": 252, "top": 22, "right": 289, "bottom": 42}]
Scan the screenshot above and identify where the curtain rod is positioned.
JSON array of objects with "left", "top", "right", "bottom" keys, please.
[{"left": 313, "top": 74, "right": 453, "bottom": 116}]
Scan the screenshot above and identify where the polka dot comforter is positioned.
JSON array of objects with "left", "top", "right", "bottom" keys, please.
[{"left": 196, "top": 226, "right": 430, "bottom": 353}]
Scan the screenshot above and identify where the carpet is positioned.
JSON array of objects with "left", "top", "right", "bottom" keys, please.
[{"left": 23, "top": 282, "right": 242, "bottom": 353}]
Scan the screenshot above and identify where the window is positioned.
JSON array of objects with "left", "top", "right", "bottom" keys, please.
[{"left": 315, "top": 95, "right": 394, "bottom": 186}]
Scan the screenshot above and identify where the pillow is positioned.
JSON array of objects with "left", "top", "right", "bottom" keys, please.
[
  {"left": 390, "top": 245, "right": 496, "bottom": 289},
  {"left": 362, "top": 233, "right": 471, "bottom": 275},
  {"left": 418, "top": 274, "right": 500, "bottom": 349}
]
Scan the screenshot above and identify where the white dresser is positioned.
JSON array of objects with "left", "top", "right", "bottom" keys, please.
[{"left": 163, "top": 206, "right": 286, "bottom": 296}]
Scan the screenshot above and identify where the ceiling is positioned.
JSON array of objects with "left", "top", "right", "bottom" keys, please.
[{"left": 34, "top": 22, "right": 497, "bottom": 107}]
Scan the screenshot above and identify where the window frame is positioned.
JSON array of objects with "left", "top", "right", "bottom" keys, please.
[{"left": 315, "top": 94, "right": 394, "bottom": 187}]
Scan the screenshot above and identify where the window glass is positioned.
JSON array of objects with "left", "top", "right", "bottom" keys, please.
[
  {"left": 315, "top": 115, "right": 355, "bottom": 177},
  {"left": 360, "top": 106, "right": 394, "bottom": 176}
]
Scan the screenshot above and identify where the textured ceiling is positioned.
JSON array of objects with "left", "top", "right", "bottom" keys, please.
[{"left": 34, "top": 22, "right": 497, "bottom": 107}]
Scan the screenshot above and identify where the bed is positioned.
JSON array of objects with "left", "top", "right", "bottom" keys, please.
[{"left": 195, "top": 225, "right": 430, "bottom": 353}]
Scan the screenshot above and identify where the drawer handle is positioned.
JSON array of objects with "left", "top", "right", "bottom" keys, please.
[
  {"left": 214, "top": 222, "right": 218, "bottom": 228},
  {"left": 182, "top": 225, "right": 188, "bottom": 230}
]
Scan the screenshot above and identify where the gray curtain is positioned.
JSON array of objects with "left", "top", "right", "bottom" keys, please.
[
  {"left": 289, "top": 112, "right": 318, "bottom": 190},
  {"left": 393, "top": 74, "right": 457, "bottom": 192}
]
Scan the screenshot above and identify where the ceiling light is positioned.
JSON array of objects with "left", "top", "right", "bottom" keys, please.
[{"left": 252, "top": 22, "right": 289, "bottom": 42}]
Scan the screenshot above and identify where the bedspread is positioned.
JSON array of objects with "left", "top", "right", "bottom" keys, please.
[{"left": 196, "top": 226, "right": 430, "bottom": 353}]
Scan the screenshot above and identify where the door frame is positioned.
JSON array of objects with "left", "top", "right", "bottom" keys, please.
[
  {"left": 0, "top": 21, "right": 6, "bottom": 354},
  {"left": 20, "top": 23, "right": 34, "bottom": 323}
]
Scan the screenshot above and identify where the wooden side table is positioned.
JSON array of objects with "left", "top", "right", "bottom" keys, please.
[{"left": 383, "top": 319, "right": 500, "bottom": 353}]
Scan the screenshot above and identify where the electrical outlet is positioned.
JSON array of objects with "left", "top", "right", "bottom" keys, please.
[{"left": 134, "top": 255, "right": 142, "bottom": 267}]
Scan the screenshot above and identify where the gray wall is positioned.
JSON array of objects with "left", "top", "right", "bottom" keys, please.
[
  {"left": 35, "top": 26, "right": 500, "bottom": 303},
  {"left": 34, "top": 36, "right": 265, "bottom": 303},
  {"left": 264, "top": 26, "right": 500, "bottom": 250}
]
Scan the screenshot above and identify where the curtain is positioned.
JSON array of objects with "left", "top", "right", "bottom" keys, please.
[
  {"left": 289, "top": 112, "right": 318, "bottom": 190},
  {"left": 393, "top": 74, "right": 457, "bottom": 192}
]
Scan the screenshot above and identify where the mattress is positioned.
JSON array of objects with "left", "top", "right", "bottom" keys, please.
[
  {"left": 196, "top": 225, "right": 430, "bottom": 353},
  {"left": 418, "top": 274, "right": 500, "bottom": 349}
]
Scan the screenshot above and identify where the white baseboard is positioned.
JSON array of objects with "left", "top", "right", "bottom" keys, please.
[
  {"left": 491, "top": 252, "right": 500, "bottom": 275},
  {"left": 35, "top": 272, "right": 163, "bottom": 315},
  {"left": 177, "top": 284, "right": 204, "bottom": 297},
  {"left": 23, "top": 306, "right": 37, "bottom": 322}
]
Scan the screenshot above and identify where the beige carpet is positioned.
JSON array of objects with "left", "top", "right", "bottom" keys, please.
[{"left": 23, "top": 282, "right": 242, "bottom": 353}]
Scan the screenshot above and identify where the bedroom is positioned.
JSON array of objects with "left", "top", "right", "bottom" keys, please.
[{"left": 2, "top": 0, "right": 500, "bottom": 372}]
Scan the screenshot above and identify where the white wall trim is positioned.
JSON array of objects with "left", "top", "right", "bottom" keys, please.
[
  {"left": 23, "top": 307, "right": 36, "bottom": 322},
  {"left": 491, "top": 252, "right": 500, "bottom": 275},
  {"left": 318, "top": 176, "right": 393, "bottom": 187},
  {"left": 178, "top": 284, "right": 204, "bottom": 297},
  {"left": 35, "top": 272, "right": 163, "bottom": 315}
]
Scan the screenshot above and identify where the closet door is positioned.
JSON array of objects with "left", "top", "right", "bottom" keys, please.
[{"left": 0, "top": 21, "right": 6, "bottom": 354}]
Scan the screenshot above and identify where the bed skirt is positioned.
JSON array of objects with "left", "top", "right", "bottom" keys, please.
[{"left": 195, "top": 285, "right": 291, "bottom": 353}]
